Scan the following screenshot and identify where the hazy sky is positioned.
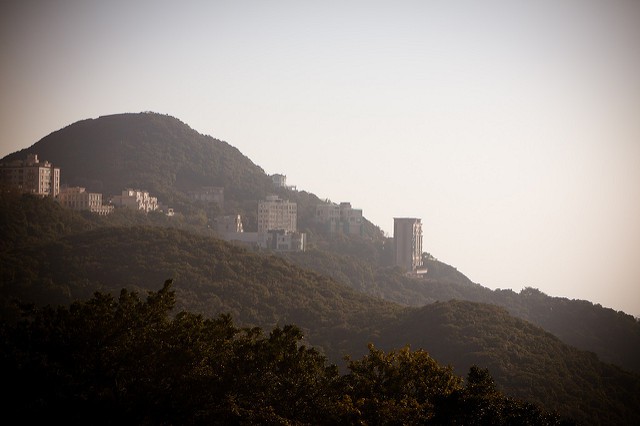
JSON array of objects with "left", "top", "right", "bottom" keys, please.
[{"left": 2, "top": 0, "right": 639, "bottom": 316}]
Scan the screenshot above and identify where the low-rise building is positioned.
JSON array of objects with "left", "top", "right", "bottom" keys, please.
[
  {"left": 214, "top": 214, "right": 244, "bottom": 234},
  {"left": 266, "top": 229, "right": 306, "bottom": 252},
  {"left": 270, "top": 174, "right": 296, "bottom": 191},
  {"left": 111, "top": 189, "right": 158, "bottom": 212},
  {"left": 188, "top": 186, "right": 224, "bottom": 207},
  {"left": 57, "top": 186, "right": 113, "bottom": 215},
  {"left": 216, "top": 213, "right": 305, "bottom": 252}
]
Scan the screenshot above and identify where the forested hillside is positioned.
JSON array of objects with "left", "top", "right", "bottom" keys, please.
[
  {"left": 282, "top": 244, "right": 640, "bottom": 373},
  {"left": 2, "top": 193, "right": 640, "bottom": 424},
  {"left": 1, "top": 282, "right": 571, "bottom": 425},
  {"left": 2, "top": 113, "right": 640, "bottom": 423}
]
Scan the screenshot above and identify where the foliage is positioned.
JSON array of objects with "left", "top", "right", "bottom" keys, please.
[
  {"left": 379, "top": 300, "right": 640, "bottom": 425},
  {"left": 1, "top": 282, "right": 570, "bottom": 425},
  {"left": 2, "top": 193, "right": 640, "bottom": 423},
  {"left": 281, "top": 244, "right": 640, "bottom": 374}
]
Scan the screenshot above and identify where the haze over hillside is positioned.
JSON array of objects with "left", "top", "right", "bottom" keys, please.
[
  {"left": 2, "top": 112, "right": 639, "bottom": 377},
  {"left": 2, "top": 1, "right": 639, "bottom": 318},
  {"left": 2, "top": 192, "right": 640, "bottom": 424},
  {"left": 2, "top": 112, "right": 640, "bottom": 423}
]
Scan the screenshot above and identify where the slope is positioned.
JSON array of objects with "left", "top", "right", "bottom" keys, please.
[
  {"left": 1, "top": 195, "right": 640, "bottom": 423},
  {"left": 2, "top": 112, "right": 639, "bottom": 373}
]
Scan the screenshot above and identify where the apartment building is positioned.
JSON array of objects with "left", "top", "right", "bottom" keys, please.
[
  {"left": 57, "top": 186, "right": 114, "bottom": 215},
  {"left": 111, "top": 189, "right": 158, "bottom": 212},
  {"left": 188, "top": 186, "right": 224, "bottom": 207},
  {"left": 214, "top": 214, "right": 244, "bottom": 234},
  {"left": 0, "top": 154, "right": 60, "bottom": 197},
  {"left": 394, "top": 217, "right": 423, "bottom": 272},
  {"left": 266, "top": 230, "right": 306, "bottom": 252},
  {"left": 315, "top": 201, "right": 363, "bottom": 235},
  {"left": 257, "top": 195, "right": 297, "bottom": 233},
  {"left": 270, "top": 174, "right": 296, "bottom": 191}
]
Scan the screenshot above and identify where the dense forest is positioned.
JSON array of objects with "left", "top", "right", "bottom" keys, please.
[
  {"left": 1, "top": 281, "right": 573, "bottom": 425},
  {"left": 2, "top": 112, "right": 640, "bottom": 423}
]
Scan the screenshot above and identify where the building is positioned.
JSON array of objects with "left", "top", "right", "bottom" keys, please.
[
  {"left": 57, "top": 186, "right": 114, "bottom": 215},
  {"left": 270, "top": 174, "right": 296, "bottom": 191},
  {"left": 257, "top": 195, "right": 297, "bottom": 233},
  {"left": 315, "top": 201, "right": 363, "bottom": 235},
  {"left": 214, "top": 214, "right": 244, "bottom": 234},
  {"left": 216, "top": 212, "right": 306, "bottom": 252},
  {"left": 0, "top": 154, "right": 60, "bottom": 197},
  {"left": 394, "top": 217, "right": 423, "bottom": 273},
  {"left": 266, "top": 230, "right": 306, "bottom": 252},
  {"left": 188, "top": 186, "right": 224, "bottom": 207},
  {"left": 339, "top": 202, "right": 364, "bottom": 235},
  {"left": 111, "top": 189, "right": 158, "bottom": 212}
]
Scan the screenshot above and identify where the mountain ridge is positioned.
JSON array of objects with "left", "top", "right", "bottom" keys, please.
[{"left": 2, "top": 112, "right": 639, "bottom": 374}]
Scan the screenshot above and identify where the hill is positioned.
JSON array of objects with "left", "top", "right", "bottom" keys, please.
[
  {"left": 1, "top": 282, "right": 570, "bottom": 425},
  {"left": 281, "top": 245, "right": 640, "bottom": 373},
  {"left": 2, "top": 112, "right": 639, "bottom": 374},
  {"left": 2, "top": 112, "right": 270, "bottom": 202},
  {"left": 2, "top": 195, "right": 640, "bottom": 424}
]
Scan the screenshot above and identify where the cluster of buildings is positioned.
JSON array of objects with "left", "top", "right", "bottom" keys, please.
[
  {"left": 2, "top": 155, "right": 427, "bottom": 271},
  {"left": 0, "top": 154, "right": 169, "bottom": 216},
  {"left": 216, "top": 195, "right": 306, "bottom": 252}
]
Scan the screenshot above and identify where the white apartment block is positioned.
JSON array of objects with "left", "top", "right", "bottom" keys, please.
[
  {"left": 57, "top": 186, "right": 114, "bottom": 215},
  {"left": 0, "top": 154, "right": 60, "bottom": 197},
  {"left": 257, "top": 195, "right": 297, "bottom": 233},
  {"left": 394, "top": 217, "right": 423, "bottom": 272},
  {"left": 111, "top": 189, "right": 158, "bottom": 212}
]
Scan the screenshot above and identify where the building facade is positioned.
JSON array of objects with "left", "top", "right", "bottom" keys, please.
[
  {"left": 257, "top": 195, "right": 297, "bottom": 233},
  {"left": 266, "top": 230, "right": 306, "bottom": 252},
  {"left": 270, "top": 174, "right": 296, "bottom": 191},
  {"left": 188, "top": 186, "right": 224, "bottom": 207},
  {"left": 315, "top": 201, "right": 363, "bottom": 235},
  {"left": 111, "top": 189, "right": 158, "bottom": 212},
  {"left": 57, "top": 186, "right": 113, "bottom": 215},
  {"left": 0, "top": 154, "right": 60, "bottom": 197},
  {"left": 214, "top": 214, "right": 244, "bottom": 234},
  {"left": 394, "top": 217, "right": 423, "bottom": 272}
]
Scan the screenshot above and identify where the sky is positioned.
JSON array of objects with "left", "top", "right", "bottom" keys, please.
[{"left": 2, "top": 0, "right": 639, "bottom": 316}]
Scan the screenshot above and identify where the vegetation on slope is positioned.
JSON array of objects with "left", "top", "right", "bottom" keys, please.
[
  {"left": 281, "top": 243, "right": 640, "bottom": 373},
  {"left": 2, "top": 113, "right": 640, "bottom": 422},
  {"left": 1, "top": 282, "right": 571, "bottom": 425},
  {"left": 2, "top": 194, "right": 640, "bottom": 423},
  {"left": 380, "top": 300, "right": 640, "bottom": 425}
]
